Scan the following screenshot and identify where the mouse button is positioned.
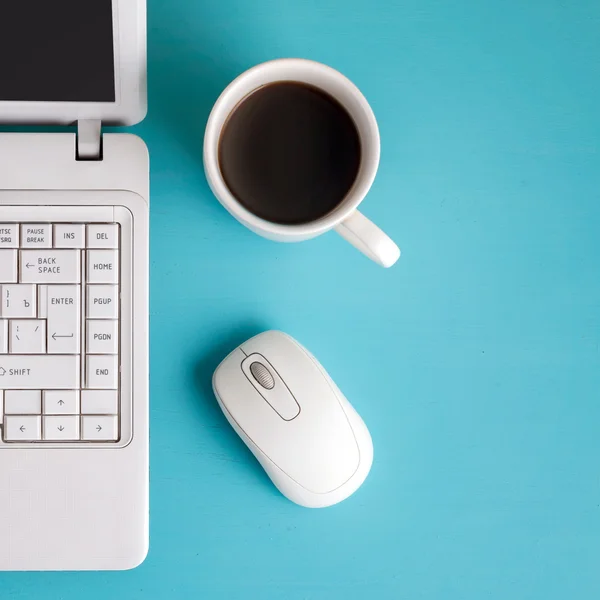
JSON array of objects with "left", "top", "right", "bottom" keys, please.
[
  {"left": 213, "top": 349, "right": 251, "bottom": 406},
  {"left": 240, "top": 331, "right": 303, "bottom": 369},
  {"left": 286, "top": 414, "right": 361, "bottom": 493},
  {"left": 267, "top": 365, "right": 361, "bottom": 491},
  {"left": 241, "top": 354, "right": 301, "bottom": 421},
  {"left": 239, "top": 330, "right": 281, "bottom": 355}
]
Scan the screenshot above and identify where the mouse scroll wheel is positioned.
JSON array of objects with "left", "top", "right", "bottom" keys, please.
[{"left": 250, "top": 362, "right": 275, "bottom": 390}]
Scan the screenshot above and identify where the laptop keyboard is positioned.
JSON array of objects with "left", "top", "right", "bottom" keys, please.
[{"left": 0, "top": 222, "right": 120, "bottom": 443}]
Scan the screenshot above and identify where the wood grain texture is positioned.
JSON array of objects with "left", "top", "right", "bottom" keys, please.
[{"left": 1, "top": 0, "right": 598, "bottom": 597}]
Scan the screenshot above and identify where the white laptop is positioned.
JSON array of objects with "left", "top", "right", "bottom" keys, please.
[{"left": 0, "top": 0, "right": 149, "bottom": 570}]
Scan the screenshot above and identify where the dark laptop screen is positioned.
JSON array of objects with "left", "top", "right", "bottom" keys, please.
[{"left": 0, "top": 0, "right": 115, "bottom": 102}]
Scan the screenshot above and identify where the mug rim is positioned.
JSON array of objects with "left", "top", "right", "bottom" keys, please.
[{"left": 203, "top": 58, "right": 380, "bottom": 237}]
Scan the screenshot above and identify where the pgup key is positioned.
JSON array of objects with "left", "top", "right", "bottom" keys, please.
[{"left": 20, "top": 250, "right": 81, "bottom": 284}]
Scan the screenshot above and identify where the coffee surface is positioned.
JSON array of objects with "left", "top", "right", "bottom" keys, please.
[{"left": 218, "top": 82, "right": 361, "bottom": 225}]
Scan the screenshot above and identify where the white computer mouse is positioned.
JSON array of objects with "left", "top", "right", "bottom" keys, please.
[{"left": 212, "top": 330, "right": 373, "bottom": 508}]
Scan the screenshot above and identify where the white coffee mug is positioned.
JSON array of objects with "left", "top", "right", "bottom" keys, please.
[{"left": 203, "top": 59, "right": 400, "bottom": 267}]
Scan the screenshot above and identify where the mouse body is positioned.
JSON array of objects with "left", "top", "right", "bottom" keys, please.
[{"left": 212, "top": 331, "right": 373, "bottom": 508}]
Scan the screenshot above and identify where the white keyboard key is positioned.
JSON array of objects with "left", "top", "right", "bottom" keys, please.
[
  {"left": 0, "top": 250, "right": 17, "bottom": 282},
  {"left": 43, "top": 390, "right": 80, "bottom": 415},
  {"left": 0, "top": 355, "right": 79, "bottom": 389},
  {"left": 87, "top": 224, "right": 119, "bottom": 249},
  {"left": 0, "top": 320, "right": 7, "bottom": 353},
  {"left": 39, "top": 285, "right": 81, "bottom": 354},
  {"left": 4, "top": 390, "right": 42, "bottom": 414},
  {"left": 87, "top": 320, "right": 118, "bottom": 354},
  {"left": 43, "top": 416, "right": 80, "bottom": 441},
  {"left": 4, "top": 416, "right": 42, "bottom": 441},
  {"left": 54, "top": 224, "right": 85, "bottom": 249},
  {"left": 86, "top": 354, "right": 118, "bottom": 389},
  {"left": 20, "top": 224, "right": 52, "bottom": 248},
  {"left": 87, "top": 250, "right": 118, "bottom": 284},
  {"left": 81, "top": 390, "right": 118, "bottom": 414},
  {"left": 87, "top": 285, "right": 118, "bottom": 318},
  {"left": 0, "top": 220, "right": 124, "bottom": 444},
  {"left": 82, "top": 415, "right": 118, "bottom": 441},
  {"left": 0, "top": 284, "right": 36, "bottom": 318},
  {"left": 20, "top": 249, "right": 80, "bottom": 283},
  {"left": 9, "top": 319, "right": 46, "bottom": 354},
  {"left": 0, "top": 224, "right": 19, "bottom": 248}
]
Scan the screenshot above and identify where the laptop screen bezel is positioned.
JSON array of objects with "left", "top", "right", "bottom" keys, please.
[{"left": 0, "top": 0, "right": 146, "bottom": 126}]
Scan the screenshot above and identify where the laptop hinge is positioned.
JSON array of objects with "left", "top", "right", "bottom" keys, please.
[{"left": 76, "top": 119, "right": 102, "bottom": 161}]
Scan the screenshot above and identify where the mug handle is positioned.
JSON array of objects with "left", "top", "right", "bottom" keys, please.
[{"left": 334, "top": 210, "right": 400, "bottom": 268}]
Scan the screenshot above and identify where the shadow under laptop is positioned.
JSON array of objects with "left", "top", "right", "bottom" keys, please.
[{"left": 191, "top": 321, "right": 279, "bottom": 496}]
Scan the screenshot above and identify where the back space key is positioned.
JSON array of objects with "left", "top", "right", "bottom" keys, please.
[{"left": 0, "top": 355, "right": 79, "bottom": 389}]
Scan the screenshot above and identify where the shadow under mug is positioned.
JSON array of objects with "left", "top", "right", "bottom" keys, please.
[{"left": 203, "top": 58, "right": 400, "bottom": 268}]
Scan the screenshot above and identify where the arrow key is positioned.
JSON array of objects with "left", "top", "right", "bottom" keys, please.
[
  {"left": 82, "top": 415, "right": 118, "bottom": 441},
  {"left": 43, "top": 390, "right": 79, "bottom": 415},
  {"left": 4, "top": 415, "right": 41, "bottom": 441},
  {"left": 43, "top": 416, "right": 79, "bottom": 441}
]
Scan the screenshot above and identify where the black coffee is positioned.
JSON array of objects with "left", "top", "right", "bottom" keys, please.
[{"left": 218, "top": 82, "right": 361, "bottom": 225}]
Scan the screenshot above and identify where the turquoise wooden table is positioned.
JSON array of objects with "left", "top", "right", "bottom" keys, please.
[{"left": 2, "top": 0, "right": 600, "bottom": 597}]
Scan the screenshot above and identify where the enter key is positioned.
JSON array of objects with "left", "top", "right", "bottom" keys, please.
[{"left": 38, "top": 285, "right": 81, "bottom": 354}]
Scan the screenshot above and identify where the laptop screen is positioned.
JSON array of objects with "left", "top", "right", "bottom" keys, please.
[{"left": 0, "top": 0, "right": 116, "bottom": 103}]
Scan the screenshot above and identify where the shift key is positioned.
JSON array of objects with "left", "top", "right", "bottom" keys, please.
[{"left": 0, "top": 355, "right": 79, "bottom": 389}]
